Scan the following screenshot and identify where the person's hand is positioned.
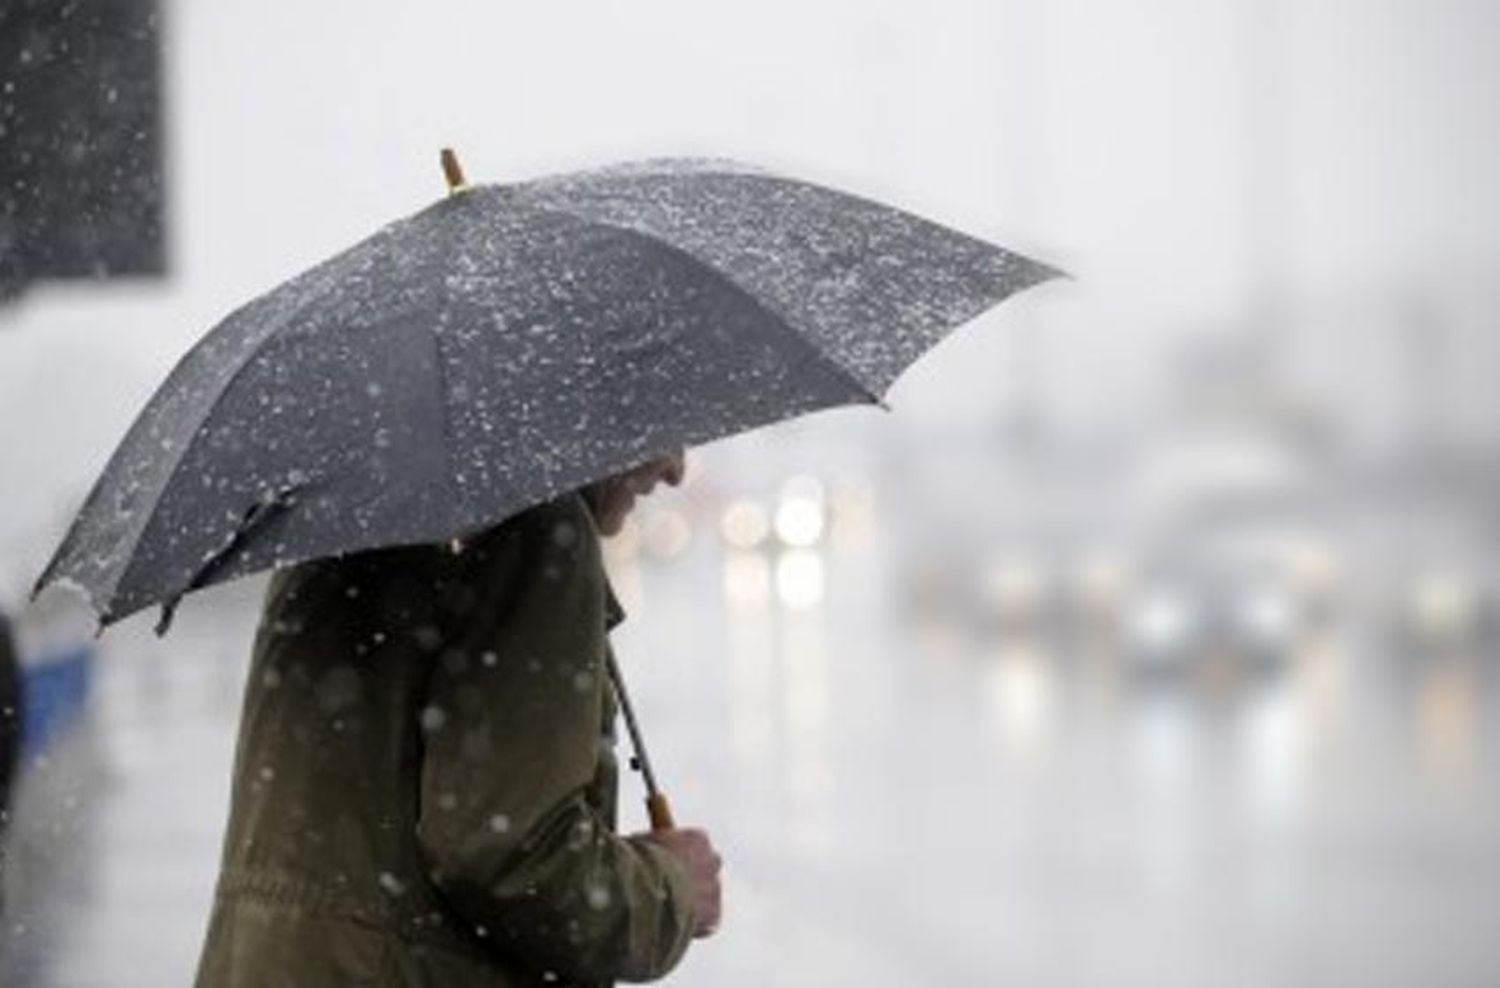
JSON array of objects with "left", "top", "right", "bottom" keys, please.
[{"left": 639, "top": 827, "right": 723, "bottom": 937}]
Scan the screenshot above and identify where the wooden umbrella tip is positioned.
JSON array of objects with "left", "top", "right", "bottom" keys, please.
[{"left": 440, "top": 147, "right": 469, "bottom": 195}]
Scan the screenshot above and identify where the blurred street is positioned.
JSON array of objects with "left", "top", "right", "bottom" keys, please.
[{"left": 6, "top": 459, "right": 1500, "bottom": 986}]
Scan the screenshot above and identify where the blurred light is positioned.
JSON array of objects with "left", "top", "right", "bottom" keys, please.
[
  {"left": 775, "top": 475, "right": 827, "bottom": 547},
  {"left": 983, "top": 642, "right": 1056, "bottom": 759},
  {"left": 980, "top": 557, "right": 1046, "bottom": 615},
  {"left": 828, "top": 483, "right": 878, "bottom": 550},
  {"left": 1076, "top": 552, "right": 1128, "bottom": 608},
  {"left": 777, "top": 558, "right": 831, "bottom": 820},
  {"left": 723, "top": 550, "right": 773, "bottom": 608},
  {"left": 641, "top": 509, "right": 692, "bottom": 559},
  {"left": 776, "top": 549, "right": 825, "bottom": 609},
  {"left": 1416, "top": 660, "right": 1482, "bottom": 786},
  {"left": 1285, "top": 540, "right": 1339, "bottom": 593},
  {"left": 1410, "top": 575, "right": 1479, "bottom": 638},
  {"left": 723, "top": 546, "right": 775, "bottom": 768},
  {"left": 1240, "top": 689, "right": 1305, "bottom": 828},
  {"left": 1239, "top": 587, "right": 1296, "bottom": 643},
  {"left": 1133, "top": 590, "right": 1196, "bottom": 652},
  {"left": 720, "top": 499, "right": 772, "bottom": 550},
  {"left": 775, "top": 498, "right": 825, "bottom": 547}
]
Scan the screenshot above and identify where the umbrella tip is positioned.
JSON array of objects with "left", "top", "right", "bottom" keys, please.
[
  {"left": 154, "top": 599, "right": 179, "bottom": 637},
  {"left": 440, "top": 148, "right": 470, "bottom": 196}
]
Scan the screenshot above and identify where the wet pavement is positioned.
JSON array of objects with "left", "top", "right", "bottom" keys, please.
[{"left": 5, "top": 507, "right": 1500, "bottom": 986}]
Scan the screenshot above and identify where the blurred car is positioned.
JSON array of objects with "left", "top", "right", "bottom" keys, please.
[
  {"left": 1387, "top": 568, "right": 1500, "bottom": 656},
  {"left": 1117, "top": 533, "right": 1333, "bottom": 678}
]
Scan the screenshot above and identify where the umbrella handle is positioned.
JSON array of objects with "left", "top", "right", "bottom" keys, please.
[
  {"left": 647, "top": 792, "right": 676, "bottom": 832},
  {"left": 440, "top": 148, "right": 470, "bottom": 195}
]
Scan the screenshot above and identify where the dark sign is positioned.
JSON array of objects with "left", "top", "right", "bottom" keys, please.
[{"left": 0, "top": 0, "right": 166, "bottom": 302}]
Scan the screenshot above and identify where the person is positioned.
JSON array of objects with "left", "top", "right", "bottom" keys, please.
[{"left": 195, "top": 450, "right": 722, "bottom": 987}]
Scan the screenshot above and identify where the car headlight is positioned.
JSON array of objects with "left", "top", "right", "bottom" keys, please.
[
  {"left": 1132, "top": 590, "right": 1196, "bottom": 652},
  {"left": 1238, "top": 588, "right": 1296, "bottom": 643}
]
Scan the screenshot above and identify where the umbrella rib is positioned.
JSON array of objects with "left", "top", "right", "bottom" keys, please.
[
  {"left": 75, "top": 343, "right": 287, "bottom": 619},
  {"left": 525, "top": 173, "right": 1064, "bottom": 399},
  {"left": 425, "top": 305, "right": 536, "bottom": 539},
  {"left": 521, "top": 205, "right": 888, "bottom": 410},
  {"left": 152, "top": 485, "right": 300, "bottom": 634},
  {"left": 82, "top": 267, "right": 365, "bottom": 622},
  {"left": 427, "top": 311, "right": 467, "bottom": 521}
]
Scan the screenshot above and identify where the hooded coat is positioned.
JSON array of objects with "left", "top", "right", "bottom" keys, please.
[{"left": 194, "top": 494, "right": 696, "bottom": 987}]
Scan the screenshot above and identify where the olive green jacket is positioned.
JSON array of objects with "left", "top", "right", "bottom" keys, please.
[{"left": 195, "top": 495, "right": 696, "bottom": 987}]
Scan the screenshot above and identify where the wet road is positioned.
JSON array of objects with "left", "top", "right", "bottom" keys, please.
[{"left": 6, "top": 516, "right": 1500, "bottom": 986}]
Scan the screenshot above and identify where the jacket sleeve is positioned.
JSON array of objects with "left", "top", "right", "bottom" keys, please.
[{"left": 416, "top": 500, "right": 696, "bottom": 984}]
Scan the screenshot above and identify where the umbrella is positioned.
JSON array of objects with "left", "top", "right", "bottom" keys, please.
[{"left": 35, "top": 152, "right": 1059, "bottom": 632}]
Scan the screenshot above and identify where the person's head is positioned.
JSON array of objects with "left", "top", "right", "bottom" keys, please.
[{"left": 581, "top": 449, "right": 687, "bottom": 536}]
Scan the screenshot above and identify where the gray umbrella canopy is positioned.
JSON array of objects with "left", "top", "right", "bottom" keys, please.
[{"left": 37, "top": 158, "right": 1059, "bottom": 629}]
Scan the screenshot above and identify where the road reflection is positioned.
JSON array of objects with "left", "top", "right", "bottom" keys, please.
[{"left": 10, "top": 469, "right": 1500, "bottom": 987}]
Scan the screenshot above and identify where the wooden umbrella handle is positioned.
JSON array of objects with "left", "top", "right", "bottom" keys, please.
[
  {"left": 440, "top": 148, "right": 469, "bottom": 195},
  {"left": 647, "top": 792, "right": 676, "bottom": 832}
]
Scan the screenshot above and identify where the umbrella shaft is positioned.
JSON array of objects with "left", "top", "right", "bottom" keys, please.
[{"left": 605, "top": 650, "right": 661, "bottom": 797}]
